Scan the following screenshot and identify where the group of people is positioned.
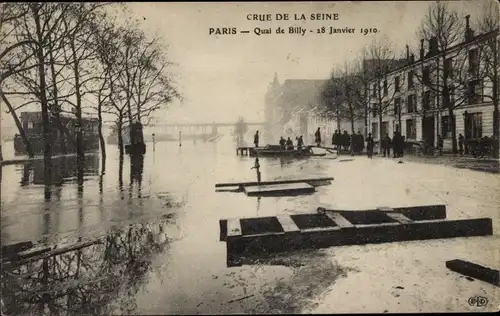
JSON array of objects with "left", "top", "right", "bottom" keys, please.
[
  {"left": 331, "top": 130, "right": 366, "bottom": 155},
  {"left": 279, "top": 135, "right": 304, "bottom": 150},
  {"left": 380, "top": 131, "right": 406, "bottom": 158}
]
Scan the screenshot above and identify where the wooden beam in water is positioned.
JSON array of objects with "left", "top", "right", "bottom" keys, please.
[
  {"left": 244, "top": 182, "right": 315, "bottom": 197},
  {"left": 227, "top": 219, "right": 242, "bottom": 237},
  {"left": 223, "top": 217, "right": 493, "bottom": 256},
  {"left": 276, "top": 215, "right": 300, "bottom": 233},
  {"left": 2, "top": 239, "right": 102, "bottom": 270},
  {"left": 318, "top": 204, "right": 447, "bottom": 221},
  {"left": 215, "top": 177, "right": 334, "bottom": 188},
  {"left": 386, "top": 213, "right": 414, "bottom": 224},
  {"left": 446, "top": 259, "right": 499, "bottom": 287},
  {"left": 324, "top": 212, "right": 355, "bottom": 229}
]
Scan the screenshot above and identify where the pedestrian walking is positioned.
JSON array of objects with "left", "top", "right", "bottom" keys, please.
[
  {"left": 458, "top": 133, "right": 464, "bottom": 155},
  {"left": 366, "top": 133, "right": 374, "bottom": 158},
  {"left": 382, "top": 133, "right": 391, "bottom": 157},
  {"left": 437, "top": 134, "right": 444, "bottom": 156}
]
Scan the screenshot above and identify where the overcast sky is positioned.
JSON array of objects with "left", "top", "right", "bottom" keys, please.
[
  {"left": 120, "top": 0, "right": 485, "bottom": 124},
  {"left": 0, "top": 0, "right": 489, "bottom": 132}
]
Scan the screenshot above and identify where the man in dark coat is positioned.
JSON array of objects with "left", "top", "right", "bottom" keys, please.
[
  {"left": 253, "top": 130, "right": 259, "bottom": 147},
  {"left": 382, "top": 133, "right": 392, "bottom": 157},
  {"left": 315, "top": 127, "right": 321, "bottom": 147},
  {"left": 366, "top": 133, "right": 374, "bottom": 158}
]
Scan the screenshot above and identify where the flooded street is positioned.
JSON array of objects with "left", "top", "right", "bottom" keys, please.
[{"left": 1, "top": 137, "right": 499, "bottom": 314}]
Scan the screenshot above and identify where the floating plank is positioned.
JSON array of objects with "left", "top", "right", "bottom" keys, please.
[
  {"left": 227, "top": 219, "right": 242, "bottom": 237},
  {"left": 243, "top": 182, "right": 315, "bottom": 197},
  {"left": 318, "top": 204, "right": 446, "bottom": 221},
  {"left": 222, "top": 216, "right": 493, "bottom": 256},
  {"left": 446, "top": 259, "right": 500, "bottom": 287},
  {"left": 2, "top": 240, "right": 101, "bottom": 270},
  {"left": 215, "top": 177, "right": 334, "bottom": 188},
  {"left": 1, "top": 241, "right": 33, "bottom": 257},
  {"left": 276, "top": 215, "right": 300, "bottom": 233},
  {"left": 386, "top": 213, "right": 414, "bottom": 224},
  {"left": 324, "top": 212, "right": 355, "bottom": 229}
]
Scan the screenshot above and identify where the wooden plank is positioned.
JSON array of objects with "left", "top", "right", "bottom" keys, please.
[
  {"left": 2, "top": 240, "right": 101, "bottom": 270},
  {"left": 325, "top": 212, "right": 355, "bottom": 228},
  {"left": 317, "top": 204, "right": 446, "bottom": 221},
  {"left": 386, "top": 212, "right": 413, "bottom": 224},
  {"left": 227, "top": 219, "right": 242, "bottom": 237},
  {"left": 446, "top": 259, "right": 499, "bottom": 287},
  {"left": 224, "top": 217, "right": 493, "bottom": 256},
  {"left": 276, "top": 215, "right": 300, "bottom": 233},
  {"left": 244, "top": 182, "right": 315, "bottom": 197},
  {"left": 377, "top": 206, "right": 394, "bottom": 212},
  {"left": 215, "top": 177, "right": 334, "bottom": 188}
]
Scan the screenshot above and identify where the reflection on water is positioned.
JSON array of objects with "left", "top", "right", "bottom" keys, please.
[
  {"left": 20, "top": 155, "right": 100, "bottom": 186},
  {"left": 1, "top": 218, "right": 173, "bottom": 316}
]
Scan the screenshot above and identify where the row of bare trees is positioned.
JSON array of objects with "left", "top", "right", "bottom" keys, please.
[
  {"left": 0, "top": 3, "right": 180, "bottom": 177},
  {"left": 318, "top": 1, "right": 499, "bottom": 156}
]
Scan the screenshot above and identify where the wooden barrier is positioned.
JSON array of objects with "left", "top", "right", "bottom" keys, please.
[{"left": 446, "top": 259, "right": 499, "bottom": 287}]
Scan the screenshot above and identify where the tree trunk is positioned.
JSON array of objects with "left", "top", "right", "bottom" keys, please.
[
  {"left": 70, "top": 36, "right": 84, "bottom": 186},
  {"left": 449, "top": 108, "right": 457, "bottom": 154},
  {"left": 117, "top": 116, "right": 124, "bottom": 158},
  {"left": 48, "top": 36, "right": 67, "bottom": 155},
  {"left": 97, "top": 96, "right": 106, "bottom": 174},
  {"left": 33, "top": 5, "right": 52, "bottom": 200},
  {"left": 0, "top": 91, "right": 35, "bottom": 158}
]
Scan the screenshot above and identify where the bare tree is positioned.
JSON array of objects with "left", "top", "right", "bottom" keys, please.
[
  {"left": 414, "top": 1, "right": 469, "bottom": 153},
  {"left": 365, "top": 37, "right": 405, "bottom": 141},
  {"left": 319, "top": 69, "right": 343, "bottom": 131},
  {"left": 475, "top": 1, "right": 500, "bottom": 157}
]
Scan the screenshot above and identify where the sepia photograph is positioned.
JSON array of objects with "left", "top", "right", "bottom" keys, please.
[{"left": 1, "top": 1, "right": 499, "bottom": 314}]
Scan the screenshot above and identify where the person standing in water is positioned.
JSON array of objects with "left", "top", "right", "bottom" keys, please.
[{"left": 253, "top": 130, "right": 259, "bottom": 147}]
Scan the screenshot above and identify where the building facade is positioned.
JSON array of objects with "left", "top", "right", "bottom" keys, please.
[
  {"left": 367, "top": 16, "right": 499, "bottom": 151},
  {"left": 264, "top": 76, "right": 364, "bottom": 145}
]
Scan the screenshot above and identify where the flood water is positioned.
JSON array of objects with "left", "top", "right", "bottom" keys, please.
[
  {"left": 1, "top": 136, "right": 499, "bottom": 315},
  {"left": 0, "top": 137, "right": 337, "bottom": 315}
]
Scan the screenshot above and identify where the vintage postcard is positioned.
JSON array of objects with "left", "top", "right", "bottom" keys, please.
[{"left": 1, "top": 1, "right": 499, "bottom": 314}]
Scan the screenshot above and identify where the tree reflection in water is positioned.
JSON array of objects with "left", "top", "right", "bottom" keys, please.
[{"left": 1, "top": 217, "right": 172, "bottom": 316}]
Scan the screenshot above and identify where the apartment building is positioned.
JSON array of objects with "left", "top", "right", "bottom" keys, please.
[{"left": 367, "top": 15, "right": 499, "bottom": 149}]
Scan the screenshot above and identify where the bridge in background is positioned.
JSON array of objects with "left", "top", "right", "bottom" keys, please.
[{"left": 103, "top": 121, "right": 268, "bottom": 141}]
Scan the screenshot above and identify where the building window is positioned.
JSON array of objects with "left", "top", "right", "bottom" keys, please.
[
  {"left": 371, "top": 105, "right": 377, "bottom": 117},
  {"left": 444, "top": 58, "right": 453, "bottom": 78},
  {"left": 441, "top": 116, "right": 452, "bottom": 138},
  {"left": 407, "top": 94, "right": 416, "bottom": 113},
  {"left": 383, "top": 80, "right": 388, "bottom": 95},
  {"left": 381, "top": 122, "right": 389, "bottom": 137},
  {"left": 395, "top": 76, "right": 400, "bottom": 92},
  {"left": 27, "top": 121, "right": 34, "bottom": 129},
  {"left": 408, "top": 71, "right": 414, "bottom": 89},
  {"left": 394, "top": 97, "right": 401, "bottom": 115},
  {"left": 468, "top": 48, "right": 479, "bottom": 75},
  {"left": 423, "top": 91, "right": 433, "bottom": 110},
  {"left": 406, "top": 119, "right": 416, "bottom": 139},
  {"left": 468, "top": 79, "right": 482, "bottom": 105},
  {"left": 423, "top": 67, "right": 431, "bottom": 85},
  {"left": 371, "top": 122, "right": 378, "bottom": 138},
  {"left": 464, "top": 112, "right": 482, "bottom": 139}
]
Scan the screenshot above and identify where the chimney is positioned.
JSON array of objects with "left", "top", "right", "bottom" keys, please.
[
  {"left": 410, "top": 54, "right": 415, "bottom": 64},
  {"left": 465, "top": 14, "right": 474, "bottom": 42},
  {"left": 420, "top": 39, "right": 425, "bottom": 60},
  {"left": 406, "top": 45, "right": 410, "bottom": 61}
]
